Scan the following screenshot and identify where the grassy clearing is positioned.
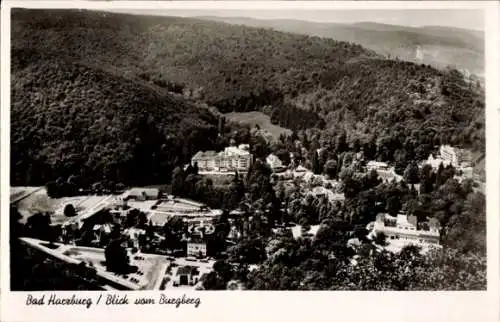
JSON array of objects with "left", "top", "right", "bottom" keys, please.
[{"left": 224, "top": 111, "right": 292, "bottom": 141}]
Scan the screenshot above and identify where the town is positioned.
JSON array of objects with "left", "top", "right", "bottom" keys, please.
[
  {"left": 11, "top": 127, "right": 484, "bottom": 291},
  {"left": 9, "top": 8, "right": 487, "bottom": 292}
]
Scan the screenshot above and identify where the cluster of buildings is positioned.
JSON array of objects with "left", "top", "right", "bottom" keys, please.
[
  {"left": 20, "top": 237, "right": 214, "bottom": 291},
  {"left": 191, "top": 144, "right": 286, "bottom": 174},
  {"left": 55, "top": 185, "right": 225, "bottom": 260}
]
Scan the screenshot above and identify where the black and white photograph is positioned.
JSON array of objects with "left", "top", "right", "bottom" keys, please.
[{"left": 4, "top": 1, "right": 494, "bottom": 296}]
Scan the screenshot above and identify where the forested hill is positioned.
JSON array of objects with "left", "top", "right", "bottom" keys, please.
[
  {"left": 199, "top": 16, "right": 485, "bottom": 79},
  {"left": 11, "top": 53, "right": 223, "bottom": 186},
  {"left": 11, "top": 9, "right": 485, "bottom": 186}
]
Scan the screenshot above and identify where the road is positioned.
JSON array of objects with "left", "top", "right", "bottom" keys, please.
[{"left": 147, "top": 259, "right": 169, "bottom": 290}]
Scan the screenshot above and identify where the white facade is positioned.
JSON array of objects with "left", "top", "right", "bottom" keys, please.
[
  {"left": 123, "top": 188, "right": 160, "bottom": 201},
  {"left": 291, "top": 225, "right": 320, "bottom": 240},
  {"left": 439, "top": 145, "right": 459, "bottom": 167},
  {"left": 192, "top": 146, "right": 251, "bottom": 172},
  {"left": 266, "top": 154, "right": 283, "bottom": 170},
  {"left": 372, "top": 213, "right": 440, "bottom": 246},
  {"left": 187, "top": 242, "right": 207, "bottom": 258},
  {"left": 439, "top": 145, "right": 472, "bottom": 168},
  {"left": 424, "top": 154, "right": 451, "bottom": 169},
  {"left": 366, "top": 161, "right": 389, "bottom": 171}
]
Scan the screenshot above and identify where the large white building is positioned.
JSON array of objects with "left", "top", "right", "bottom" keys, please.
[
  {"left": 439, "top": 145, "right": 473, "bottom": 168},
  {"left": 423, "top": 145, "right": 473, "bottom": 170},
  {"left": 371, "top": 212, "right": 440, "bottom": 247},
  {"left": 192, "top": 144, "right": 251, "bottom": 172},
  {"left": 187, "top": 241, "right": 207, "bottom": 258},
  {"left": 424, "top": 154, "right": 452, "bottom": 169}
]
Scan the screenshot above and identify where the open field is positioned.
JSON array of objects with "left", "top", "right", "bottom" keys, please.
[
  {"left": 12, "top": 187, "right": 115, "bottom": 225},
  {"left": 224, "top": 111, "right": 292, "bottom": 140}
]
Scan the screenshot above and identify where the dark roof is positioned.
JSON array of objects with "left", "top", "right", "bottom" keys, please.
[
  {"left": 188, "top": 236, "right": 207, "bottom": 244},
  {"left": 176, "top": 265, "right": 197, "bottom": 276}
]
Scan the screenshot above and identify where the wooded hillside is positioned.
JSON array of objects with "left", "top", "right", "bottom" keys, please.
[{"left": 11, "top": 9, "right": 485, "bottom": 186}]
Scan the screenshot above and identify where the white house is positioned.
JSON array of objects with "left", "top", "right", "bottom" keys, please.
[
  {"left": 187, "top": 241, "right": 207, "bottom": 258},
  {"left": 266, "top": 154, "right": 284, "bottom": 171},
  {"left": 366, "top": 161, "right": 389, "bottom": 171},
  {"left": 291, "top": 224, "right": 321, "bottom": 240}
]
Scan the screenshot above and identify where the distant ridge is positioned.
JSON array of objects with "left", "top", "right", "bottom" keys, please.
[
  {"left": 11, "top": 9, "right": 485, "bottom": 187},
  {"left": 197, "top": 15, "right": 484, "bottom": 78}
]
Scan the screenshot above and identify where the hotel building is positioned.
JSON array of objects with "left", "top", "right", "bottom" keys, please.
[
  {"left": 372, "top": 212, "right": 440, "bottom": 246},
  {"left": 191, "top": 144, "right": 251, "bottom": 172}
]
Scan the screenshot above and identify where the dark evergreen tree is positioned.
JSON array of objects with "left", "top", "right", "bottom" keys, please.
[
  {"left": 63, "top": 204, "right": 77, "bottom": 217},
  {"left": 403, "top": 162, "right": 420, "bottom": 184},
  {"left": 105, "top": 239, "right": 130, "bottom": 274},
  {"left": 171, "top": 166, "right": 185, "bottom": 197},
  {"left": 311, "top": 150, "right": 321, "bottom": 174}
]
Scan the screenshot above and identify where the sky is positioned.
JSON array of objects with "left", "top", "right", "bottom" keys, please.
[{"left": 108, "top": 8, "right": 484, "bottom": 31}]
